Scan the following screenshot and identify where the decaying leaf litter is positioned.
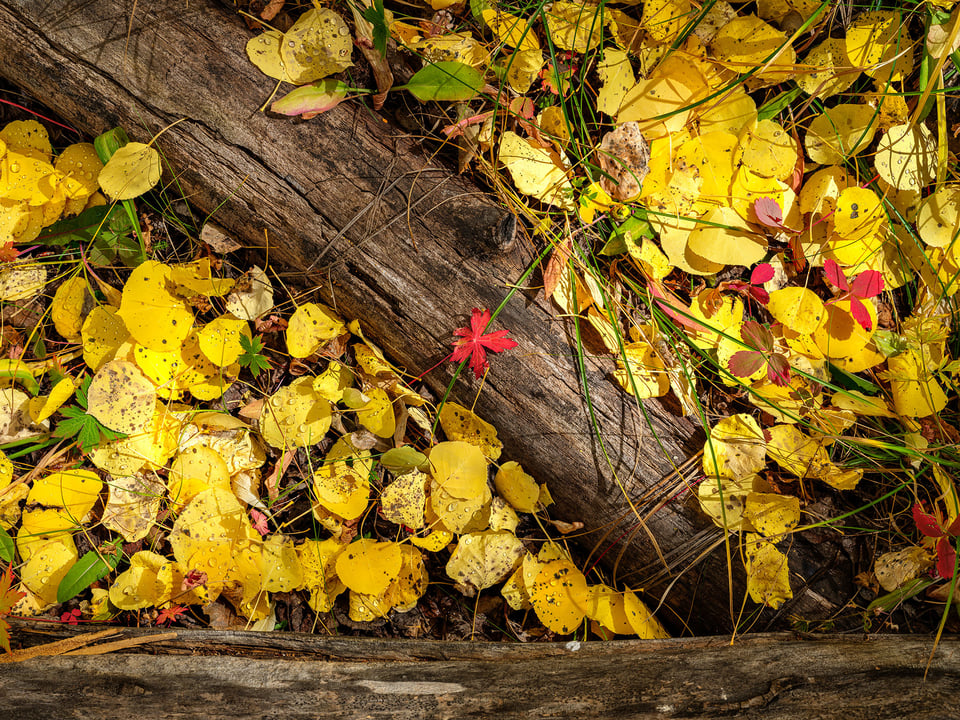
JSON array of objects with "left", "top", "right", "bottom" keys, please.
[{"left": 2, "top": 0, "right": 960, "bottom": 645}]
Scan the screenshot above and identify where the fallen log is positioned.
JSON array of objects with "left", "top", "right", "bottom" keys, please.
[
  {"left": 0, "top": 0, "right": 860, "bottom": 632},
  {"left": 3, "top": 623, "right": 957, "bottom": 719}
]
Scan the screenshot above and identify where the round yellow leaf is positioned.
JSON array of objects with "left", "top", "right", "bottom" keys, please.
[
  {"left": 335, "top": 539, "right": 402, "bottom": 596},
  {"left": 804, "top": 105, "right": 878, "bottom": 166},
  {"left": 428, "top": 440, "right": 488, "bottom": 499},
  {"left": 845, "top": 10, "right": 912, "bottom": 81},
  {"left": 438, "top": 402, "right": 502, "bottom": 461},
  {"left": 494, "top": 461, "right": 539, "bottom": 513},
  {"left": 875, "top": 124, "right": 936, "bottom": 192},
  {"left": 51, "top": 275, "right": 92, "bottom": 341},
  {"left": 246, "top": 30, "right": 289, "bottom": 82},
  {"left": 687, "top": 206, "right": 767, "bottom": 267},
  {"left": 312, "top": 461, "right": 370, "bottom": 520},
  {"left": 198, "top": 313, "right": 250, "bottom": 367},
  {"left": 286, "top": 302, "right": 345, "bottom": 358},
  {"left": 530, "top": 559, "right": 588, "bottom": 634},
  {"left": 740, "top": 119, "right": 798, "bottom": 181},
  {"left": 54, "top": 143, "right": 102, "bottom": 199},
  {"left": 767, "top": 286, "right": 826, "bottom": 334},
  {"left": 796, "top": 38, "right": 856, "bottom": 98},
  {"left": 98, "top": 142, "right": 161, "bottom": 201},
  {"left": 280, "top": 8, "right": 353, "bottom": 84},
  {"left": 21, "top": 536, "right": 77, "bottom": 608},
  {"left": 917, "top": 186, "right": 960, "bottom": 248},
  {"left": 168, "top": 445, "right": 232, "bottom": 507},
  {"left": 745, "top": 534, "right": 792, "bottom": 609},
  {"left": 355, "top": 387, "right": 395, "bottom": 439},
  {"left": 118, "top": 261, "right": 194, "bottom": 352},
  {"left": 744, "top": 491, "right": 801, "bottom": 538},
  {"left": 87, "top": 360, "right": 156, "bottom": 435},
  {"left": 445, "top": 530, "right": 524, "bottom": 591},
  {"left": 0, "top": 119, "right": 51, "bottom": 159},
  {"left": 82, "top": 305, "right": 129, "bottom": 372},
  {"left": 259, "top": 376, "right": 332, "bottom": 448},
  {"left": 379, "top": 470, "right": 427, "bottom": 529}
]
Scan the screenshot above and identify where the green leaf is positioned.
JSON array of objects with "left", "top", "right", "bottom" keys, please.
[
  {"left": 380, "top": 446, "right": 431, "bottom": 474},
  {"left": 601, "top": 215, "right": 653, "bottom": 256},
  {"left": 399, "top": 62, "right": 485, "bottom": 102},
  {"left": 93, "top": 127, "right": 130, "bottom": 164},
  {"left": 56, "top": 541, "right": 123, "bottom": 604},
  {"left": 362, "top": 0, "right": 389, "bottom": 56},
  {"left": 828, "top": 364, "right": 881, "bottom": 395},
  {"left": 0, "top": 526, "right": 13, "bottom": 563},
  {"left": 866, "top": 577, "right": 932, "bottom": 613},
  {"left": 238, "top": 334, "right": 270, "bottom": 379},
  {"left": 36, "top": 205, "right": 133, "bottom": 251},
  {"left": 758, "top": 88, "right": 801, "bottom": 121}
]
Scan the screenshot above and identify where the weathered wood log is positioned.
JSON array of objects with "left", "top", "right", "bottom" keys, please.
[
  {"left": 3, "top": 623, "right": 958, "bottom": 719},
  {"left": 0, "top": 0, "right": 861, "bottom": 632}
]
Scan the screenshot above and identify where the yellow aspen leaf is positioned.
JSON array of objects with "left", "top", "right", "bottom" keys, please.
[
  {"left": 169, "top": 258, "right": 235, "bottom": 298},
  {"left": 505, "top": 47, "right": 544, "bottom": 94},
  {"left": 133, "top": 344, "right": 184, "bottom": 400},
  {"left": 740, "top": 119, "right": 798, "bottom": 181},
  {"left": 412, "top": 32, "right": 488, "bottom": 67},
  {"left": 709, "top": 15, "right": 796, "bottom": 86},
  {"left": 766, "top": 424, "right": 830, "bottom": 479},
  {"left": 0, "top": 119, "right": 51, "bottom": 159},
  {"left": 259, "top": 376, "right": 332, "bottom": 448},
  {"left": 0, "top": 261, "right": 45, "bottom": 301},
  {"left": 0, "top": 151, "right": 55, "bottom": 205},
  {"left": 617, "top": 74, "right": 697, "bottom": 139},
  {"left": 501, "top": 563, "right": 532, "bottom": 610},
  {"left": 698, "top": 472, "right": 762, "bottom": 531},
  {"left": 530, "top": 559, "right": 589, "bottom": 634},
  {"left": 584, "top": 584, "right": 634, "bottom": 635},
  {"left": 811, "top": 300, "right": 877, "bottom": 362},
  {"left": 499, "top": 131, "right": 575, "bottom": 210},
  {"left": 697, "top": 89, "right": 757, "bottom": 135},
  {"left": 27, "top": 377, "right": 75, "bottom": 425},
  {"left": 102, "top": 472, "right": 164, "bottom": 543},
  {"left": 118, "top": 261, "right": 194, "bottom": 352},
  {"left": 874, "top": 124, "right": 936, "bottom": 192},
  {"left": 817, "top": 465, "right": 862, "bottom": 491},
  {"left": 88, "top": 402, "right": 181, "bottom": 478},
  {"left": 51, "top": 275, "right": 93, "bottom": 341},
  {"left": 438, "top": 402, "right": 502, "bottom": 461},
  {"left": 246, "top": 30, "right": 290, "bottom": 82},
  {"left": 703, "top": 413, "right": 766, "bottom": 480},
  {"left": 745, "top": 534, "right": 792, "bottom": 609},
  {"left": 86, "top": 360, "right": 156, "bottom": 435},
  {"left": 20, "top": 536, "right": 77, "bottom": 609},
  {"left": 446, "top": 530, "right": 524, "bottom": 591},
  {"left": 596, "top": 48, "right": 634, "bottom": 117},
  {"left": 798, "top": 166, "right": 851, "bottom": 215},
  {"left": 796, "top": 38, "right": 856, "bottom": 98},
  {"left": 845, "top": 10, "right": 912, "bottom": 81},
  {"left": 641, "top": 0, "right": 692, "bottom": 44},
  {"left": 297, "top": 538, "right": 347, "bottom": 612},
  {"left": 687, "top": 206, "right": 766, "bottom": 268},
  {"left": 98, "top": 142, "right": 161, "bottom": 201},
  {"left": 744, "top": 492, "right": 800, "bottom": 538},
  {"left": 831, "top": 390, "right": 894, "bottom": 417},
  {"left": 82, "top": 305, "right": 129, "bottom": 372},
  {"left": 875, "top": 547, "right": 931, "bottom": 592},
  {"left": 312, "top": 461, "right": 370, "bottom": 520},
  {"left": 623, "top": 589, "right": 670, "bottom": 638},
  {"left": 167, "top": 445, "right": 233, "bottom": 508},
  {"left": 804, "top": 105, "right": 878, "bottom": 166},
  {"left": 488, "top": 496, "right": 519, "bottom": 532},
  {"left": 286, "top": 302, "right": 345, "bottom": 359},
  {"left": 917, "top": 186, "right": 960, "bottom": 248},
  {"left": 429, "top": 479, "right": 490, "bottom": 534},
  {"left": 494, "top": 461, "right": 539, "bottom": 513},
  {"left": 280, "top": 8, "right": 353, "bottom": 84},
  {"left": 767, "top": 287, "right": 826, "bottom": 334},
  {"left": 481, "top": 10, "right": 538, "bottom": 50},
  {"left": 613, "top": 341, "right": 670, "bottom": 398},
  {"left": 886, "top": 350, "right": 949, "bottom": 417},
  {"left": 428, "top": 440, "right": 489, "bottom": 499},
  {"left": 379, "top": 469, "right": 427, "bottom": 528},
  {"left": 544, "top": 2, "right": 605, "bottom": 53},
  {"left": 55, "top": 143, "right": 102, "bottom": 200},
  {"left": 335, "top": 539, "right": 402, "bottom": 596},
  {"left": 355, "top": 387, "right": 396, "bottom": 439},
  {"left": 28, "top": 469, "right": 102, "bottom": 523},
  {"left": 225, "top": 266, "right": 274, "bottom": 321},
  {"left": 260, "top": 534, "right": 303, "bottom": 593}
]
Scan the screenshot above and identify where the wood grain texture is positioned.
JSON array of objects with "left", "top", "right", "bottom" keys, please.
[
  {"left": 4, "top": 624, "right": 958, "bottom": 719},
  {"left": 0, "top": 0, "right": 861, "bottom": 632}
]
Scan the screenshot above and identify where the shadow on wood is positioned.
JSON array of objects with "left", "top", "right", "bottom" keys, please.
[{"left": 0, "top": 0, "right": 863, "bottom": 632}]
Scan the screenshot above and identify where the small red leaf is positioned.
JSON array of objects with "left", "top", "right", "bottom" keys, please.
[
  {"left": 451, "top": 308, "right": 518, "bottom": 379},
  {"left": 823, "top": 259, "right": 849, "bottom": 292},
  {"left": 753, "top": 196, "right": 787, "bottom": 229},
  {"left": 850, "top": 270, "right": 884, "bottom": 299},
  {"left": 913, "top": 503, "right": 944, "bottom": 538},
  {"left": 748, "top": 286, "right": 770, "bottom": 305},
  {"left": 937, "top": 537, "right": 957, "bottom": 579},
  {"left": 766, "top": 354, "right": 791, "bottom": 386},
  {"left": 849, "top": 297, "right": 873, "bottom": 331},
  {"left": 728, "top": 350, "right": 765, "bottom": 378},
  {"left": 750, "top": 263, "right": 775, "bottom": 285},
  {"left": 250, "top": 509, "right": 269, "bottom": 537},
  {"left": 740, "top": 321, "right": 774, "bottom": 351}
]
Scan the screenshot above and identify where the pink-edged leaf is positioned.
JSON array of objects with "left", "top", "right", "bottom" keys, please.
[
  {"left": 750, "top": 263, "right": 775, "bottom": 285},
  {"left": 748, "top": 286, "right": 770, "bottom": 305},
  {"left": 850, "top": 270, "right": 884, "bottom": 299},
  {"left": 728, "top": 350, "right": 765, "bottom": 378},
  {"left": 849, "top": 297, "right": 873, "bottom": 331},
  {"left": 271, "top": 79, "right": 349, "bottom": 117},
  {"left": 913, "top": 503, "right": 944, "bottom": 537},
  {"left": 740, "top": 320, "right": 774, "bottom": 351},
  {"left": 647, "top": 281, "right": 702, "bottom": 332},
  {"left": 753, "top": 196, "right": 788, "bottom": 229},
  {"left": 937, "top": 537, "right": 957, "bottom": 579},
  {"left": 766, "top": 353, "right": 791, "bottom": 386},
  {"left": 823, "top": 259, "right": 849, "bottom": 292}
]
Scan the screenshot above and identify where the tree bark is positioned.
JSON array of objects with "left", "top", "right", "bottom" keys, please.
[
  {"left": 3, "top": 623, "right": 958, "bottom": 719},
  {"left": 0, "top": 0, "right": 861, "bottom": 632}
]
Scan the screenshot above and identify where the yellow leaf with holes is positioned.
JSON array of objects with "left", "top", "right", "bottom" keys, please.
[
  {"left": 624, "top": 589, "right": 670, "bottom": 638},
  {"left": 98, "top": 142, "right": 161, "bottom": 200},
  {"left": 87, "top": 360, "right": 156, "bottom": 435},
  {"left": 481, "top": 9, "right": 538, "bottom": 50},
  {"left": 102, "top": 472, "right": 164, "bottom": 543},
  {"left": 767, "top": 287, "right": 826, "bottom": 334},
  {"left": 379, "top": 469, "right": 427, "bottom": 529},
  {"left": 297, "top": 538, "right": 346, "bottom": 612},
  {"left": 494, "top": 461, "right": 539, "bottom": 513},
  {"left": 118, "top": 261, "right": 194, "bottom": 352},
  {"left": 530, "top": 559, "right": 589, "bottom": 634},
  {"left": 286, "top": 302, "right": 345, "bottom": 358},
  {"left": 279, "top": 8, "right": 353, "bottom": 84},
  {"left": 259, "top": 376, "right": 331, "bottom": 448},
  {"left": 438, "top": 402, "right": 502, "bottom": 460},
  {"left": 446, "top": 531, "right": 524, "bottom": 591},
  {"left": 687, "top": 206, "right": 766, "bottom": 268},
  {"left": 875, "top": 124, "right": 936, "bottom": 192},
  {"left": 51, "top": 276, "right": 92, "bottom": 341},
  {"left": 804, "top": 105, "right": 878, "bottom": 166},
  {"left": 335, "top": 539, "right": 402, "bottom": 596},
  {"left": 745, "top": 534, "right": 792, "bottom": 609},
  {"left": 703, "top": 413, "right": 766, "bottom": 480},
  {"left": 499, "top": 131, "right": 575, "bottom": 210},
  {"left": 744, "top": 492, "right": 800, "bottom": 538},
  {"left": 312, "top": 461, "right": 370, "bottom": 520},
  {"left": 82, "top": 305, "right": 129, "bottom": 372},
  {"left": 544, "top": 2, "right": 604, "bottom": 52}
]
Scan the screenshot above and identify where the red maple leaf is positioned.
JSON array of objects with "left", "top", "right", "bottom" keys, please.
[
  {"left": 913, "top": 503, "right": 960, "bottom": 579},
  {"left": 0, "top": 242, "right": 20, "bottom": 263},
  {"left": 450, "top": 308, "right": 518, "bottom": 379},
  {"left": 156, "top": 604, "right": 189, "bottom": 627},
  {"left": 0, "top": 563, "right": 25, "bottom": 653}
]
